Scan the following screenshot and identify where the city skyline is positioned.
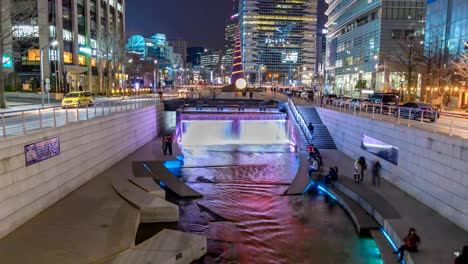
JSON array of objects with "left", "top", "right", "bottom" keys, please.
[{"left": 126, "top": 0, "right": 232, "bottom": 49}]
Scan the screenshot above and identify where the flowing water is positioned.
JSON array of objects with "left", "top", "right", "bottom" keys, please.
[{"left": 166, "top": 119, "right": 383, "bottom": 263}]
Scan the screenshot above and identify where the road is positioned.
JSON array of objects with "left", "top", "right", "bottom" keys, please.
[
  {"left": 253, "top": 90, "right": 468, "bottom": 139},
  {"left": 0, "top": 97, "right": 159, "bottom": 138}
]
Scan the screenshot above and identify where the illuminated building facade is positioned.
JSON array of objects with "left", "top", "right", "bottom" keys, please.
[
  {"left": 200, "top": 50, "right": 222, "bottom": 82},
  {"left": 239, "top": 0, "right": 318, "bottom": 84},
  {"left": 126, "top": 34, "right": 177, "bottom": 69},
  {"left": 168, "top": 40, "right": 188, "bottom": 66},
  {"left": 325, "top": 0, "right": 426, "bottom": 96},
  {"left": 4, "top": 0, "right": 125, "bottom": 93},
  {"left": 222, "top": 18, "right": 238, "bottom": 81}
]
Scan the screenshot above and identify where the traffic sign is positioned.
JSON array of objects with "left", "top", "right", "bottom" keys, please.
[
  {"left": 46, "top": 84, "right": 51, "bottom": 91},
  {"left": 45, "top": 78, "right": 50, "bottom": 84}
]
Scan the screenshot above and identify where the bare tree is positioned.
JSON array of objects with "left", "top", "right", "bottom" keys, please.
[
  {"left": 453, "top": 42, "right": 468, "bottom": 81},
  {"left": 0, "top": 0, "right": 37, "bottom": 108},
  {"left": 96, "top": 29, "right": 125, "bottom": 97}
]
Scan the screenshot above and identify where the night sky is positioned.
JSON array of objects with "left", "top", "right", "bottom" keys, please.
[
  {"left": 126, "top": 0, "right": 328, "bottom": 49},
  {"left": 126, "top": 0, "right": 233, "bottom": 49}
]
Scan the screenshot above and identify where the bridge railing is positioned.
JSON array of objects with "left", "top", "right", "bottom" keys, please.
[
  {"left": 288, "top": 98, "right": 313, "bottom": 146},
  {"left": 0, "top": 97, "right": 161, "bottom": 139},
  {"left": 317, "top": 99, "right": 468, "bottom": 138}
]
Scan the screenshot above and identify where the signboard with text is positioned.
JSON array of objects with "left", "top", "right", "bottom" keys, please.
[{"left": 24, "top": 137, "right": 60, "bottom": 166}]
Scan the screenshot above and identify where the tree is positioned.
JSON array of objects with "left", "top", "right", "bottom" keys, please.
[
  {"left": 453, "top": 43, "right": 468, "bottom": 82},
  {"left": 0, "top": 0, "right": 37, "bottom": 108},
  {"left": 96, "top": 30, "right": 125, "bottom": 97}
]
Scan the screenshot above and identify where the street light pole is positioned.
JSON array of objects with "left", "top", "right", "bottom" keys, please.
[{"left": 40, "top": 40, "right": 58, "bottom": 107}]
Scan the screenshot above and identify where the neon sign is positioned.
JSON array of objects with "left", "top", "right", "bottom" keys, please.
[{"left": 2, "top": 54, "right": 13, "bottom": 68}]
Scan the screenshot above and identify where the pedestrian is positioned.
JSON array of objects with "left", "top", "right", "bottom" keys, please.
[
  {"left": 162, "top": 136, "right": 168, "bottom": 155},
  {"left": 393, "top": 228, "right": 421, "bottom": 262},
  {"left": 308, "top": 144, "right": 315, "bottom": 161},
  {"left": 249, "top": 91, "right": 253, "bottom": 99},
  {"left": 371, "top": 160, "right": 382, "bottom": 188},
  {"left": 308, "top": 157, "right": 319, "bottom": 180},
  {"left": 354, "top": 156, "right": 367, "bottom": 183},
  {"left": 455, "top": 246, "right": 468, "bottom": 264},
  {"left": 323, "top": 166, "right": 339, "bottom": 185},
  {"left": 165, "top": 135, "right": 173, "bottom": 156},
  {"left": 308, "top": 122, "right": 314, "bottom": 135}
]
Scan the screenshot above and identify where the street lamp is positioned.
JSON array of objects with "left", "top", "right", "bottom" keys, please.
[
  {"left": 153, "top": 60, "right": 158, "bottom": 93},
  {"left": 40, "top": 40, "right": 58, "bottom": 107}
]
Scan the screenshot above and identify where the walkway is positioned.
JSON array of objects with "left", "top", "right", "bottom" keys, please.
[
  {"left": 0, "top": 136, "right": 180, "bottom": 263},
  {"left": 318, "top": 149, "right": 468, "bottom": 264}
]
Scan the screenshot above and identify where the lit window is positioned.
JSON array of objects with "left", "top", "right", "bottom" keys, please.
[
  {"left": 28, "top": 49, "right": 40, "bottom": 61},
  {"left": 64, "top": 52, "right": 73, "bottom": 63},
  {"left": 79, "top": 55, "right": 86, "bottom": 65}
]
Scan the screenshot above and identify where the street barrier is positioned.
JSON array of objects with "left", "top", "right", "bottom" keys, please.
[{"left": 0, "top": 97, "right": 161, "bottom": 139}]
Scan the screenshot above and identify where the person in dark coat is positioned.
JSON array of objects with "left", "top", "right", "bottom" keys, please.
[
  {"left": 393, "top": 228, "right": 421, "bottom": 262},
  {"left": 308, "top": 122, "right": 314, "bottom": 135}
]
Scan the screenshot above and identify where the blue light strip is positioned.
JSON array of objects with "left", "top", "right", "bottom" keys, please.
[
  {"left": 317, "top": 185, "right": 340, "bottom": 202},
  {"left": 380, "top": 227, "right": 405, "bottom": 264}
]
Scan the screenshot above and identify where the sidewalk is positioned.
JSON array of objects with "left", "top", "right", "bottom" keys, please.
[
  {"left": 0, "top": 136, "right": 180, "bottom": 263},
  {"left": 318, "top": 149, "right": 468, "bottom": 264}
]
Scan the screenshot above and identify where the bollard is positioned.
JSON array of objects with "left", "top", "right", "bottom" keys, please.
[
  {"left": 22, "top": 111, "right": 26, "bottom": 134},
  {"left": 1, "top": 113, "right": 6, "bottom": 138},
  {"left": 53, "top": 107, "right": 57, "bottom": 127},
  {"left": 39, "top": 109, "right": 43, "bottom": 129}
]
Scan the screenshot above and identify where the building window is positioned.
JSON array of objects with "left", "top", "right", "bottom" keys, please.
[
  {"left": 79, "top": 55, "right": 86, "bottom": 65},
  {"left": 64, "top": 52, "right": 73, "bottom": 63},
  {"left": 28, "top": 49, "right": 40, "bottom": 61}
]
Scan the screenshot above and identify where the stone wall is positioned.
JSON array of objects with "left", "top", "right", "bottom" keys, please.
[
  {"left": 0, "top": 104, "right": 164, "bottom": 239},
  {"left": 316, "top": 108, "right": 468, "bottom": 231}
]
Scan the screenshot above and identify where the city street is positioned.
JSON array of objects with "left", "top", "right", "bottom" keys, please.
[
  {"left": 0, "top": 97, "right": 159, "bottom": 138},
  {"left": 253, "top": 90, "right": 468, "bottom": 139}
]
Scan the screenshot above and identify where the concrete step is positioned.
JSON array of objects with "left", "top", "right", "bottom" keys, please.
[
  {"left": 112, "top": 175, "right": 179, "bottom": 223},
  {"left": 103, "top": 229, "right": 207, "bottom": 264},
  {"left": 129, "top": 177, "right": 165, "bottom": 199}
]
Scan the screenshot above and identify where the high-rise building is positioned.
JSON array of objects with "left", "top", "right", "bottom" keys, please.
[
  {"left": 200, "top": 50, "right": 222, "bottom": 82},
  {"left": 126, "top": 34, "right": 176, "bottom": 69},
  {"left": 221, "top": 18, "right": 238, "bottom": 81},
  {"left": 425, "top": 0, "right": 468, "bottom": 107},
  {"left": 3, "top": 0, "right": 125, "bottom": 93},
  {"left": 239, "top": 0, "right": 318, "bottom": 84},
  {"left": 187, "top": 47, "right": 205, "bottom": 67},
  {"left": 325, "top": 0, "right": 426, "bottom": 96},
  {"left": 168, "top": 40, "right": 187, "bottom": 66}
]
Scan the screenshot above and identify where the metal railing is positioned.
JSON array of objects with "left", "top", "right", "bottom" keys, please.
[
  {"left": 288, "top": 98, "right": 313, "bottom": 145},
  {"left": 0, "top": 97, "right": 161, "bottom": 139},
  {"left": 316, "top": 99, "right": 468, "bottom": 138}
]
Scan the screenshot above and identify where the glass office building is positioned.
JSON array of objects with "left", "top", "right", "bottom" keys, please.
[
  {"left": 326, "top": 0, "right": 426, "bottom": 96},
  {"left": 239, "top": 0, "right": 318, "bottom": 84},
  {"left": 3, "top": 0, "right": 125, "bottom": 94}
]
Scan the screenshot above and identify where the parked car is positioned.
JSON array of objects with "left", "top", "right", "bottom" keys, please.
[
  {"left": 333, "top": 96, "right": 352, "bottom": 107},
  {"left": 395, "top": 102, "right": 440, "bottom": 122},
  {"left": 350, "top": 98, "right": 370, "bottom": 110},
  {"left": 369, "top": 93, "right": 400, "bottom": 113},
  {"left": 61, "top": 91, "right": 93, "bottom": 108}
]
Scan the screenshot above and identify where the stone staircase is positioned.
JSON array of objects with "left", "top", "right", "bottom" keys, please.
[{"left": 297, "top": 106, "right": 336, "bottom": 149}]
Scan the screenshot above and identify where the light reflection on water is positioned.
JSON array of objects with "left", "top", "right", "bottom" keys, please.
[{"left": 172, "top": 144, "right": 382, "bottom": 264}]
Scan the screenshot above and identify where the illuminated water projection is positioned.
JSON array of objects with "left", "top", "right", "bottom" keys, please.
[{"left": 166, "top": 115, "right": 383, "bottom": 263}]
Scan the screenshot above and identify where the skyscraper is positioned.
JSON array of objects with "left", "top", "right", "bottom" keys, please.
[
  {"left": 2, "top": 0, "right": 125, "bottom": 94},
  {"left": 325, "top": 0, "right": 426, "bottom": 96},
  {"left": 221, "top": 17, "right": 238, "bottom": 80},
  {"left": 187, "top": 47, "right": 205, "bottom": 67},
  {"left": 239, "top": 0, "right": 318, "bottom": 84},
  {"left": 168, "top": 40, "right": 188, "bottom": 66}
]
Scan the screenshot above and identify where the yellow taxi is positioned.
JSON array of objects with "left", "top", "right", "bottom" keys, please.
[{"left": 61, "top": 91, "right": 93, "bottom": 108}]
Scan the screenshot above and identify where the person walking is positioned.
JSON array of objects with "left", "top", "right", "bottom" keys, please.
[
  {"left": 371, "top": 160, "right": 382, "bottom": 188},
  {"left": 354, "top": 156, "right": 367, "bottom": 183},
  {"left": 162, "top": 136, "right": 168, "bottom": 155},
  {"left": 393, "top": 228, "right": 421, "bottom": 262},
  {"left": 455, "top": 246, "right": 468, "bottom": 264},
  {"left": 308, "top": 122, "right": 315, "bottom": 136}
]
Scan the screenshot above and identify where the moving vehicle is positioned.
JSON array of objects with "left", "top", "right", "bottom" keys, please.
[
  {"left": 395, "top": 102, "right": 440, "bottom": 122},
  {"left": 61, "top": 91, "right": 93, "bottom": 108}
]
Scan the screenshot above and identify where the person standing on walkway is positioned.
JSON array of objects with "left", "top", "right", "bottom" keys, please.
[
  {"left": 308, "top": 157, "right": 319, "bottom": 180},
  {"left": 393, "top": 228, "right": 421, "bottom": 262},
  {"left": 165, "top": 135, "right": 174, "bottom": 156},
  {"left": 162, "top": 136, "right": 168, "bottom": 155},
  {"left": 455, "top": 246, "right": 468, "bottom": 264},
  {"left": 354, "top": 156, "right": 367, "bottom": 183},
  {"left": 371, "top": 160, "right": 382, "bottom": 188},
  {"left": 308, "top": 144, "right": 315, "bottom": 161}
]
